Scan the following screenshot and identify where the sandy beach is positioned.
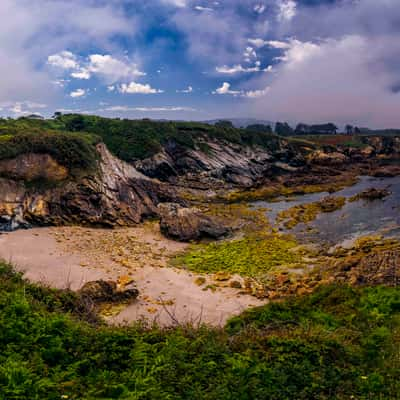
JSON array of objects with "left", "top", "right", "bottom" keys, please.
[{"left": 0, "top": 225, "right": 265, "bottom": 326}]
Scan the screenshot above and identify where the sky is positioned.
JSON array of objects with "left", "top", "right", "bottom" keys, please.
[{"left": 0, "top": 0, "right": 399, "bottom": 127}]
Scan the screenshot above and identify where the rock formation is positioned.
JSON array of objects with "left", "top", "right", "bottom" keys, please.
[
  {"left": 0, "top": 144, "right": 177, "bottom": 231},
  {"left": 158, "top": 202, "right": 229, "bottom": 241}
]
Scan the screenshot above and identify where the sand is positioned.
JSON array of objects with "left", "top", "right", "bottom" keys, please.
[{"left": 0, "top": 225, "right": 265, "bottom": 326}]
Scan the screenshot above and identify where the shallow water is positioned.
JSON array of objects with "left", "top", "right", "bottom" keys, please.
[{"left": 253, "top": 176, "right": 400, "bottom": 246}]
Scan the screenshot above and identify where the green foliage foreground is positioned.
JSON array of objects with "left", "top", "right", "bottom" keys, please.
[{"left": 0, "top": 261, "right": 399, "bottom": 399}]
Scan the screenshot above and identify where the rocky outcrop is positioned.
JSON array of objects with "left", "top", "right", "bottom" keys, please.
[
  {"left": 0, "top": 144, "right": 178, "bottom": 231},
  {"left": 0, "top": 153, "right": 69, "bottom": 182},
  {"left": 158, "top": 202, "right": 229, "bottom": 241},
  {"left": 135, "top": 138, "right": 302, "bottom": 189},
  {"left": 79, "top": 280, "right": 139, "bottom": 303},
  {"left": 0, "top": 133, "right": 399, "bottom": 232},
  {"left": 306, "top": 150, "right": 348, "bottom": 166},
  {"left": 351, "top": 188, "right": 391, "bottom": 201}
]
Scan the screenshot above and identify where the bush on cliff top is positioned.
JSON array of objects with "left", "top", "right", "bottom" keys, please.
[
  {"left": 0, "top": 130, "right": 100, "bottom": 176},
  {"left": 0, "top": 261, "right": 399, "bottom": 399},
  {"left": 1, "top": 114, "right": 283, "bottom": 162},
  {"left": 56, "top": 114, "right": 284, "bottom": 161}
]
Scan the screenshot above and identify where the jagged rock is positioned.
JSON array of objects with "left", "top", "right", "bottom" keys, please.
[
  {"left": 319, "top": 196, "right": 346, "bottom": 212},
  {"left": 79, "top": 280, "right": 139, "bottom": 303},
  {"left": 158, "top": 202, "right": 229, "bottom": 241},
  {"left": 135, "top": 139, "right": 286, "bottom": 189},
  {"left": 307, "top": 150, "right": 348, "bottom": 166},
  {"left": 372, "top": 165, "right": 400, "bottom": 178},
  {"left": 0, "top": 144, "right": 178, "bottom": 231},
  {"left": 353, "top": 188, "right": 391, "bottom": 201}
]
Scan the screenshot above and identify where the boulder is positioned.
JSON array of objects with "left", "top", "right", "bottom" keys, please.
[
  {"left": 79, "top": 280, "right": 139, "bottom": 303},
  {"left": 372, "top": 165, "right": 400, "bottom": 178},
  {"left": 307, "top": 150, "right": 348, "bottom": 166},
  {"left": 158, "top": 202, "right": 229, "bottom": 242},
  {"left": 353, "top": 188, "right": 391, "bottom": 201}
]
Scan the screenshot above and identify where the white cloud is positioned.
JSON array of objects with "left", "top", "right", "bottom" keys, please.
[
  {"left": 277, "top": 0, "right": 297, "bottom": 22},
  {"left": 70, "top": 88, "right": 86, "bottom": 98},
  {"left": 161, "top": 0, "right": 187, "bottom": 7},
  {"left": 47, "top": 51, "right": 78, "bottom": 69},
  {"left": 107, "top": 85, "right": 116, "bottom": 92},
  {"left": 275, "top": 39, "right": 320, "bottom": 65},
  {"left": 216, "top": 61, "right": 263, "bottom": 74},
  {"left": 119, "top": 82, "right": 163, "bottom": 94},
  {"left": 194, "top": 6, "right": 214, "bottom": 12},
  {"left": 0, "top": 100, "right": 48, "bottom": 115},
  {"left": 48, "top": 52, "right": 145, "bottom": 83},
  {"left": 0, "top": 0, "right": 136, "bottom": 105},
  {"left": 213, "top": 81, "right": 271, "bottom": 98},
  {"left": 248, "top": 38, "right": 291, "bottom": 49},
  {"left": 254, "top": 4, "right": 266, "bottom": 14},
  {"left": 103, "top": 105, "right": 196, "bottom": 112},
  {"left": 213, "top": 82, "right": 241, "bottom": 95},
  {"left": 244, "top": 86, "right": 270, "bottom": 98},
  {"left": 70, "top": 69, "right": 91, "bottom": 80},
  {"left": 245, "top": 35, "right": 400, "bottom": 127},
  {"left": 177, "top": 85, "right": 193, "bottom": 93},
  {"left": 87, "top": 54, "right": 145, "bottom": 82},
  {"left": 243, "top": 46, "right": 257, "bottom": 62}
]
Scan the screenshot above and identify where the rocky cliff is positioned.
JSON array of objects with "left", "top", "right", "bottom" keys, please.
[
  {"left": 0, "top": 144, "right": 177, "bottom": 231},
  {"left": 134, "top": 135, "right": 400, "bottom": 190},
  {"left": 0, "top": 133, "right": 399, "bottom": 231}
]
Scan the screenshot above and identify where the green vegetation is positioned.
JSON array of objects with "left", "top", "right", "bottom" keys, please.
[
  {"left": 0, "top": 131, "right": 100, "bottom": 177},
  {"left": 54, "top": 114, "right": 282, "bottom": 161},
  {"left": 174, "top": 234, "right": 302, "bottom": 277},
  {"left": 0, "top": 114, "right": 283, "bottom": 163},
  {"left": 1, "top": 261, "right": 399, "bottom": 399}
]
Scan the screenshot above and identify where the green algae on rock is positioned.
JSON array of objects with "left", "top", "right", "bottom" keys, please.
[
  {"left": 277, "top": 196, "right": 346, "bottom": 229},
  {"left": 173, "top": 234, "right": 303, "bottom": 277}
]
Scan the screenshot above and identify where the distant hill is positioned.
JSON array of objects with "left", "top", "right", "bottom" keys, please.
[{"left": 205, "top": 118, "right": 275, "bottom": 129}]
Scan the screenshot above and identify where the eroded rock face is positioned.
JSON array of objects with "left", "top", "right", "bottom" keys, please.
[
  {"left": 158, "top": 202, "right": 229, "bottom": 242},
  {"left": 135, "top": 139, "right": 297, "bottom": 189},
  {"left": 0, "top": 153, "right": 69, "bottom": 182},
  {"left": 0, "top": 144, "right": 178, "bottom": 231}
]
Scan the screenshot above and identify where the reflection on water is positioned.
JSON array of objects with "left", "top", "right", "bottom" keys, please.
[{"left": 253, "top": 176, "right": 400, "bottom": 246}]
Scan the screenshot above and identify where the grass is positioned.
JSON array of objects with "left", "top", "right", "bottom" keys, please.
[{"left": 0, "top": 261, "right": 399, "bottom": 399}]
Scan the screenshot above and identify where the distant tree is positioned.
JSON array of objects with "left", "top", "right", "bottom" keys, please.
[
  {"left": 26, "top": 114, "right": 44, "bottom": 120},
  {"left": 354, "top": 126, "right": 361, "bottom": 134},
  {"left": 294, "top": 123, "right": 310, "bottom": 135},
  {"left": 345, "top": 124, "right": 354, "bottom": 135},
  {"left": 246, "top": 124, "right": 272, "bottom": 134},
  {"left": 215, "top": 120, "right": 234, "bottom": 129},
  {"left": 275, "top": 122, "right": 294, "bottom": 136},
  {"left": 65, "top": 114, "right": 86, "bottom": 132},
  {"left": 53, "top": 111, "right": 62, "bottom": 119}
]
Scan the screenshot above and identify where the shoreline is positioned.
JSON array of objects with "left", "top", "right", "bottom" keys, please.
[{"left": 0, "top": 226, "right": 265, "bottom": 327}]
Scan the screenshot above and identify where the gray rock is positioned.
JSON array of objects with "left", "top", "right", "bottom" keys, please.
[{"left": 158, "top": 202, "right": 229, "bottom": 242}]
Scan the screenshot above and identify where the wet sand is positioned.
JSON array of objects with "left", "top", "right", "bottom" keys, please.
[{"left": 0, "top": 225, "right": 265, "bottom": 326}]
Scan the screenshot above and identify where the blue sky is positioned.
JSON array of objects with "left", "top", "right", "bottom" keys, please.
[{"left": 1, "top": 0, "right": 399, "bottom": 127}]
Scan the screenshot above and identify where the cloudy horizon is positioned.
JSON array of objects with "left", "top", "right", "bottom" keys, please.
[{"left": 1, "top": 0, "right": 399, "bottom": 128}]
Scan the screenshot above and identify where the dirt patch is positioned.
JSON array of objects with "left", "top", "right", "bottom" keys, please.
[{"left": 0, "top": 225, "right": 264, "bottom": 326}]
